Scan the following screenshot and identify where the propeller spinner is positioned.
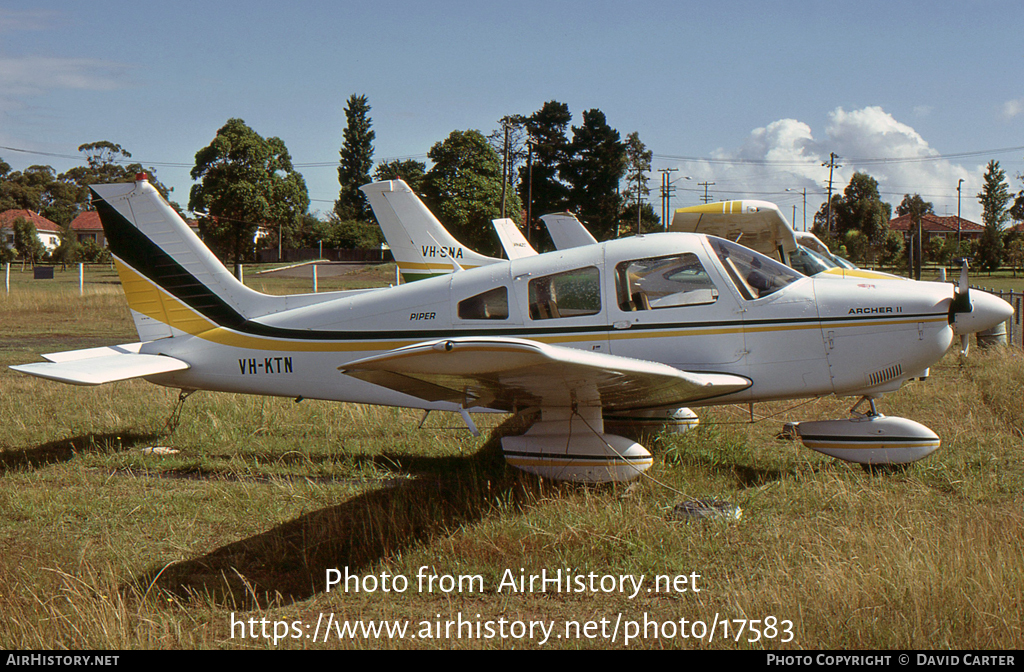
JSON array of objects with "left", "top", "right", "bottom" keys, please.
[{"left": 948, "top": 259, "right": 1013, "bottom": 354}]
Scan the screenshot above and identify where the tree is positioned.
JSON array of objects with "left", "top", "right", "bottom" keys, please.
[
  {"left": 829, "top": 173, "right": 891, "bottom": 266},
  {"left": 976, "top": 160, "right": 1011, "bottom": 273},
  {"left": 561, "top": 109, "right": 626, "bottom": 241},
  {"left": 897, "top": 193, "right": 933, "bottom": 279},
  {"left": 13, "top": 217, "right": 45, "bottom": 267},
  {"left": 519, "top": 101, "right": 572, "bottom": 241},
  {"left": 373, "top": 159, "right": 427, "bottom": 194},
  {"left": 61, "top": 141, "right": 177, "bottom": 222},
  {"left": 622, "top": 132, "right": 653, "bottom": 236},
  {"left": 0, "top": 165, "right": 58, "bottom": 214},
  {"left": 189, "top": 118, "right": 309, "bottom": 276},
  {"left": 335, "top": 95, "right": 375, "bottom": 222},
  {"left": 487, "top": 115, "right": 528, "bottom": 219},
  {"left": 1005, "top": 237, "right": 1024, "bottom": 278},
  {"left": 421, "top": 129, "right": 521, "bottom": 257}
]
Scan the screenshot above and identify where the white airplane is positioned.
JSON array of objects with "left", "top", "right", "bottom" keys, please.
[
  {"left": 363, "top": 180, "right": 701, "bottom": 436},
  {"left": 11, "top": 175, "right": 1014, "bottom": 483}
]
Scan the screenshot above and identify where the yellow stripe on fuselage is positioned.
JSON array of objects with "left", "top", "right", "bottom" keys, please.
[
  {"left": 114, "top": 259, "right": 219, "bottom": 336},
  {"left": 115, "top": 258, "right": 947, "bottom": 355}
]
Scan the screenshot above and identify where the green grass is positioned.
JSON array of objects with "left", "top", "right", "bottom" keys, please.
[{"left": 0, "top": 268, "right": 1022, "bottom": 649}]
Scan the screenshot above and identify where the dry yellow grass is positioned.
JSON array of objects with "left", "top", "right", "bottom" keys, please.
[{"left": 0, "top": 275, "right": 1021, "bottom": 649}]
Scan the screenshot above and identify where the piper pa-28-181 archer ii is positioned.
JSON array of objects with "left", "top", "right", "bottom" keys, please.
[{"left": 11, "top": 175, "right": 1014, "bottom": 482}]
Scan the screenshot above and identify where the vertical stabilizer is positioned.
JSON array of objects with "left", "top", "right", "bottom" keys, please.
[
  {"left": 539, "top": 212, "right": 598, "bottom": 250},
  {"left": 91, "top": 176, "right": 272, "bottom": 340},
  {"left": 361, "top": 180, "right": 499, "bottom": 281},
  {"left": 492, "top": 218, "right": 537, "bottom": 259}
]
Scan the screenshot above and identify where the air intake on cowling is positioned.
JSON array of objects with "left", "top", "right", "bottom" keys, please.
[{"left": 867, "top": 363, "right": 903, "bottom": 387}]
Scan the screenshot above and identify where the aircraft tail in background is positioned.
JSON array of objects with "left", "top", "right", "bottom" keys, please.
[{"left": 361, "top": 180, "right": 497, "bottom": 282}]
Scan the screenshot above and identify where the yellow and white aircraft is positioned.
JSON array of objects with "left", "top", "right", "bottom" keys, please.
[{"left": 11, "top": 176, "right": 1014, "bottom": 482}]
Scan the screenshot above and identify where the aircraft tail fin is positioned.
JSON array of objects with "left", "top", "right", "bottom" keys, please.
[
  {"left": 539, "top": 212, "right": 598, "bottom": 249},
  {"left": 91, "top": 176, "right": 273, "bottom": 340},
  {"left": 492, "top": 218, "right": 537, "bottom": 259},
  {"left": 361, "top": 180, "right": 499, "bottom": 281}
]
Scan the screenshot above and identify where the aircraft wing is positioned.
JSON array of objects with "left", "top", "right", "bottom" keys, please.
[
  {"left": 670, "top": 200, "right": 798, "bottom": 257},
  {"left": 340, "top": 337, "right": 750, "bottom": 412},
  {"left": 10, "top": 343, "right": 189, "bottom": 386}
]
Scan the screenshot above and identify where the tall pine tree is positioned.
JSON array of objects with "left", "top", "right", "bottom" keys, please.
[
  {"left": 335, "top": 94, "right": 375, "bottom": 222},
  {"left": 560, "top": 109, "right": 626, "bottom": 241},
  {"left": 976, "top": 160, "right": 1011, "bottom": 272}
]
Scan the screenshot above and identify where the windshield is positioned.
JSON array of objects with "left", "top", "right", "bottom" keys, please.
[
  {"left": 789, "top": 245, "right": 838, "bottom": 276},
  {"left": 831, "top": 254, "right": 858, "bottom": 269},
  {"left": 708, "top": 236, "right": 803, "bottom": 300}
]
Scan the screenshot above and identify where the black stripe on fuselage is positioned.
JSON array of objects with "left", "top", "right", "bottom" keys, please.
[
  {"left": 91, "top": 193, "right": 949, "bottom": 344},
  {"left": 93, "top": 192, "right": 248, "bottom": 330}
]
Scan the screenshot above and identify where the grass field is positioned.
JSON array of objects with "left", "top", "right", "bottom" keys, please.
[{"left": 0, "top": 264, "right": 1022, "bottom": 649}]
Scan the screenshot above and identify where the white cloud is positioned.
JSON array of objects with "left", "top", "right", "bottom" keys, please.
[
  {"left": 1001, "top": 98, "right": 1024, "bottom": 120},
  {"left": 0, "top": 9, "right": 61, "bottom": 32},
  {"left": 0, "top": 57, "right": 131, "bottom": 97},
  {"left": 669, "top": 106, "right": 980, "bottom": 225}
]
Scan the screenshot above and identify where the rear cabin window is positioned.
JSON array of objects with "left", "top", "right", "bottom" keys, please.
[
  {"left": 458, "top": 286, "right": 509, "bottom": 320},
  {"left": 528, "top": 267, "right": 601, "bottom": 320},
  {"left": 616, "top": 253, "right": 719, "bottom": 311}
]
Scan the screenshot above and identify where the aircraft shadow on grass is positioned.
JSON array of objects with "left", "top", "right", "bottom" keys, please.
[
  {"left": 129, "top": 418, "right": 797, "bottom": 611},
  {"left": 0, "top": 432, "right": 162, "bottom": 475},
  {"left": 132, "top": 417, "right": 547, "bottom": 610}
]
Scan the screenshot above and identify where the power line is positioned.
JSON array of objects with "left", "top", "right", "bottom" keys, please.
[{"left": 654, "top": 144, "right": 1024, "bottom": 168}]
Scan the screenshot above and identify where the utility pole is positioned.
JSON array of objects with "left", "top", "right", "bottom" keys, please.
[
  {"left": 822, "top": 152, "right": 841, "bottom": 236},
  {"left": 526, "top": 140, "right": 534, "bottom": 245},
  {"left": 636, "top": 163, "right": 648, "bottom": 235},
  {"left": 957, "top": 178, "right": 964, "bottom": 253},
  {"left": 698, "top": 181, "right": 715, "bottom": 204},
  {"left": 659, "top": 168, "right": 678, "bottom": 231},
  {"left": 500, "top": 122, "right": 509, "bottom": 218}
]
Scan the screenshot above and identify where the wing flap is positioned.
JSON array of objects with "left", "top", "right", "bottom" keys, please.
[
  {"left": 11, "top": 347, "right": 189, "bottom": 386},
  {"left": 340, "top": 337, "right": 750, "bottom": 411}
]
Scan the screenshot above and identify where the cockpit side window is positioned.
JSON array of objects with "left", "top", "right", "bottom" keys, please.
[
  {"left": 528, "top": 266, "right": 601, "bottom": 320},
  {"left": 709, "top": 237, "right": 803, "bottom": 300},
  {"left": 458, "top": 286, "right": 509, "bottom": 320},
  {"left": 615, "top": 253, "right": 719, "bottom": 311}
]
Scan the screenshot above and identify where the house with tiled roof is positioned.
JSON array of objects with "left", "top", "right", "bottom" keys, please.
[
  {"left": 0, "top": 209, "right": 62, "bottom": 252},
  {"left": 70, "top": 211, "right": 106, "bottom": 247},
  {"left": 888, "top": 213, "right": 984, "bottom": 244}
]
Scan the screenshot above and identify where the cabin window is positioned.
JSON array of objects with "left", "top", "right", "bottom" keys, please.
[
  {"left": 708, "top": 236, "right": 802, "bottom": 300},
  {"left": 528, "top": 266, "right": 601, "bottom": 320},
  {"left": 615, "top": 253, "right": 719, "bottom": 311},
  {"left": 458, "top": 286, "right": 509, "bottom": 320}
]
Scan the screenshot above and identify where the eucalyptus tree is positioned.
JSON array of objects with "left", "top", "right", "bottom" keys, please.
[
  {"left": 421, "top": 129, "right": 521, "bottom": 257},
  {"left": 189, "top": 118, "right": 309, "bottom": 276}
]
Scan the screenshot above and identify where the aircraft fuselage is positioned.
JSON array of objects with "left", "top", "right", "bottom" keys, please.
[{"left": 139, "top": 232, "right": 955, "bottom": 411}]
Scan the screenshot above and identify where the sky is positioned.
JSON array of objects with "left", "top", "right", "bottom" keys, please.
[{"left": 2, "top": 0, "right": 1023, "bottom": 227}]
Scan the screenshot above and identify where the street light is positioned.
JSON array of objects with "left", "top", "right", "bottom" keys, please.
[{"left": 785, "top": 188, "right": 807, "bottom": 231}]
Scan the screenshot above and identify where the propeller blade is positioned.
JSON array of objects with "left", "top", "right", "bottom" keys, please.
[{"left": 949, "top": 259, "right": 973, "bottom": 321}]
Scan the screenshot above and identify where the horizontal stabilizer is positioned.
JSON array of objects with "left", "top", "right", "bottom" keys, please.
[
  {"left": 340, "top": 336, "right": 750, "bottom": 412},
  {"left": 11, "top": 345, "right": 189, "bottom": 386}
]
